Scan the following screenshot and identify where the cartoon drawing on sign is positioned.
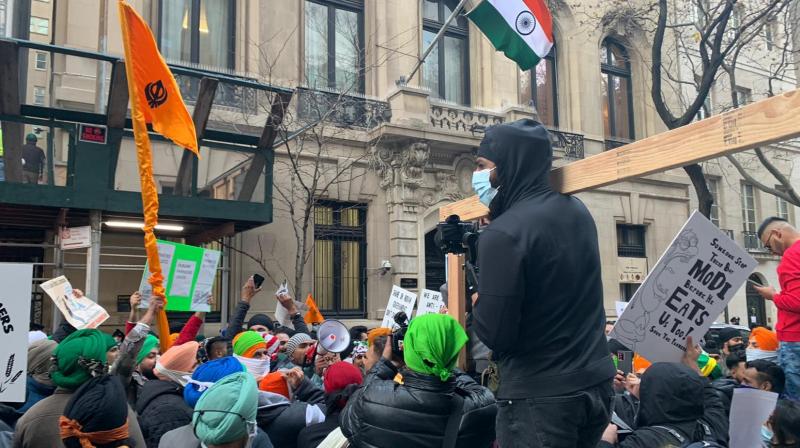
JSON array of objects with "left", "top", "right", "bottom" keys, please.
[
  {"left": 614, "top": 228, "right": 699, "bottom": 351},
  {"left": 0, "top": 354, "right": 23, "bottom": 394}
]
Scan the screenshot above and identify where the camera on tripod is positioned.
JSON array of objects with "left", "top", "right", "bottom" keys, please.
[{"left": 434, "top": 215, "right": 481, "bottom": 296}]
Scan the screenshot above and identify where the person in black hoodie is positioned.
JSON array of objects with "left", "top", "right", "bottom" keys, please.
[
  {"left": 472, "top": 119, "right": 615, "bottom": 447},
  {"left": 599, "top": 337, "right": 729, "bottom": 447}
]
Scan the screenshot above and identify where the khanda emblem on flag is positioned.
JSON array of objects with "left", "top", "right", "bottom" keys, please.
[
  {"left": 145, "top": 80, "right": 168, "bottom": 109},
  {"left": 515, "top": 11, "right": 536, "bottom": 35}
]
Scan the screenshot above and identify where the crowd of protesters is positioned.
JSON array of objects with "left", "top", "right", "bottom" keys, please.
[{"left": 1, "top": 120, "right": 799, "bottom": 447}]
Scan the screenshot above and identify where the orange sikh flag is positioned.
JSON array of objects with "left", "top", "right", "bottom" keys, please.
[
  {"left": 304, "top": 294, "right": 325, "bottom": 325},
  {"left": 118, "top": 0, "right": 198, "bottom": 351}
]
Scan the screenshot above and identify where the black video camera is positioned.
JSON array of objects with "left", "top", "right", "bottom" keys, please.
[
  {"left": 391, "top": 311, "right": 410, "bottom": 357},
  {"left": 435, "top": 215, "right": 481, "bottom": 296}
]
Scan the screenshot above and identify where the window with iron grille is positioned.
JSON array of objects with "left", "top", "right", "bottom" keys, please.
[
  {"left": 314, "top": 201, "right": 367, "bottom": 317},
  {"left": 617, "top": 224, "right": 646, "bottom": 258}
]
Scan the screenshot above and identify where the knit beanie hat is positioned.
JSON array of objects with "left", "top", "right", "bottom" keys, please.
[
  {"left": 717, "top": 327, "right": 741, "bottom": 345},
  {"left": 28, "top": 338, "right": 57, "bottom": 386},
  {"left": 155, "top": 341, "right": 200, "bottom": 386},
  {"left": 184, "top": 356, "right": 245, "bottom": 408},
  {"left": 59, "top": 375, "right": 130, "bottom": 448},
  {"left": 193, "top": 372, "right": 257, "bottom": 446},
  {"left": 697, "top": 352, "right": 723, "bottom": 380},
  {"left": 247, "top": 314, "right": 275, "bottom": 331},
  {"left": 136, "top": 334, "right": 159, "bottom": 365},
  {"left": 28, "top": 330, "right": 48, "bottom": 344},
  {"left": 233, "top": 331, "right": 267, "bottom": 359},
  {"left": 52, "top": 329, "right": 117, "bottom": 390},
  {"left": 750, "top": 327, "right": 779, "bottom": 351},
  {"left": 258, "top": 371, "right": 290, "bottom": 399},
  {"left": 324, "top": 361, "right": 363, "bottom": 394},
  {"left": 284, "top": 333, "right": 314, "bottom": 359}
]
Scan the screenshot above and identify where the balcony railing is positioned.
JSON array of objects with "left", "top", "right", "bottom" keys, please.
[
  {"left": 175, "top": 74, "right": 260, "bottom": 115},
  {"left": 550, "top": 129, "right": 585, "bottom": 159},
  {"left": 605, "top": 137, "right": 633, "bottom": 151},
  {"left": 296, "top": 87, "right": 391, "bottom": 129},
  {"left": 429, "top": 101, "right": 505, "bottom": 133},
  {"left": 743, "top": 231, "right": 768, "bottom": 252}
]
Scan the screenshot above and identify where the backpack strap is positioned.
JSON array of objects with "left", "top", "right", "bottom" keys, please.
[
  {"left": 651, "top": 425, "right": 686, "bottom": 445},
  {"left": 442, "top": 393, "right": 465, "bottom": 448}
]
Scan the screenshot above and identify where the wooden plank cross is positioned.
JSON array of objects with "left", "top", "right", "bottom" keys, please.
[{"left": 440, "top": 88, "right": 800, "bottom": 221}]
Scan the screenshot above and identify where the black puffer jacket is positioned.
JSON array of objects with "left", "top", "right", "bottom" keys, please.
[
  {"left": 599, "top": 363, "right": 728, "bottom": 447},
  {"left": 136, "top": 380, "right": 193, "bottom": 448},
  {"left": 340, "top": 359, "right": 497, "bottom": 448}
]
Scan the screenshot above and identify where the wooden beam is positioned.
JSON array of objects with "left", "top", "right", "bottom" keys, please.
[
  {"left": 441, "top": 88, "right": 800, "bottom": 221},
  {"left": 105, "top": 61, "right": 129, "bottom": 129},
  {"left": 186, "top": 221, "right": 235, "bottom": 246},
  {"left": 175, "top": 77, "right": 219, "bottom": 196},
  {"left": 446, "top": 254, "right": 467, "bottom": 370},
  {"left": 0, "top": 40, "right": 24, "bottom": 183},
  {"left": 237, "top": 91, "right": 293, "bottom": 202}
]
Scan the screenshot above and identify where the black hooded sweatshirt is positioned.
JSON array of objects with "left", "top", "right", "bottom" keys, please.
[
  {"left": 598, "top": 363, "right": 729, "bottom": 447},
  {"left": 473, "top": 119, "right": 614, "bottom": 399}
]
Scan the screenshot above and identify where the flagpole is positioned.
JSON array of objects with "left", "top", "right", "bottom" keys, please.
[{"left": 401, "top": 0, "right": 470, "bottom": 86}]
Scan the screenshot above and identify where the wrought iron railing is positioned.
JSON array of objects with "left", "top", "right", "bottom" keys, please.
[
  {"left": 549, "top": 129, "right": 585, "bottom": 159},
  {"left": 605, "top": 137, "right": 632, "bottom": 151},
  {"left": 175, "top": 74, "right": 260, "bottom": 115},
  {"left": 296, "top": 87, "right": 391, "bottom": 129}
]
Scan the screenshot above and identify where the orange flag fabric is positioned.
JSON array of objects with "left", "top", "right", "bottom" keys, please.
[
  {"left": 119, "top": 0, "right": 198, "bottom": 351},
  {"left": 304, "top": 294, "right": 325, "bottom": 325}
]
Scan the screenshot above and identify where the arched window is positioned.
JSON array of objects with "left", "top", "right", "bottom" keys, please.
[
  {"left": 746, "top": 274, "right": 768, "bottom": 327},
  {"left": 422, "top": 0, "right": 470, "bottom": 105},
  {"left": 600, "top": 39, "right": 634, "bottom": 148},
  {"left": 520, "top": 44, "right": 557, "bottom": 127}
]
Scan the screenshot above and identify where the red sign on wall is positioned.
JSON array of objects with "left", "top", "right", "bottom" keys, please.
[{"left": 79, "top": 124, "right": 107, "bottom": 144}]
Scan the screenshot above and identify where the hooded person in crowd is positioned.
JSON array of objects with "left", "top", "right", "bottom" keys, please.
[
  {"left": 159, "top": 356, "right": 270, "bottom": 448},
  {"left": 14, "top": 329, "right": 147, "bottom": 448},
  {"left": 763, "top": 399, "right": 800, "bottom": 447},
  {"left": 16, "top": 338, "right": 58, "bottom": 418},
  {"left": 741, "top": 359, "right": 786, "bottom": 396},
  {"left": 297, "top": 361, "right": 363, "bottom": 448},
  {"left": 748, "top": 326, "right": 780, "bottom": 362},
  {"left": 341, "top": 314, "right": 497, "bottom": 448},
  {"left": 599, "top": 338, "right": 729, "bottom": 447},
  {"left": 136, "top": 341, "right": 199, "bottom": 448},
  {"left": 193, "top": 372, "right": 273, "bottom": 448},
  {"left": 233, "top": 330, "right": 271, "bottom": 380},
  {"left": 471, "top": 119, "right": 614, "bottom": 448},
  {"left": 256, "top": 367, "right": 326, "bottom": 448},
  {"left": 59, "top": 375, "right": 132, "bottom": 448}
]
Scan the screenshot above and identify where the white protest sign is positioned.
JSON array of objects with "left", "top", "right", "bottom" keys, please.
[
  {"left": 729, "top": 388, "right": 778, "bottom": 448},
  {"left": 615, "top": 301, "right": 629, "bottom": 318},
  {"left": 0, "top": 264, "right": 33, "bottom": 402},
  {"left": 382, "top": 286, "right": 417, "bottom": 328},
  {"left": 609, "top": 211, "right": 756, "bottom": 363},
  {"left": 60, "top": 226, "right": 92, "bottom": 250},
  {"left": 191, "top": 251, "right": 221, "bottom": 312},
  {"left": 416, "top": 289, "right": 444, "bottom": 316},
  {"left": 40, "top": 276, "right": 109, "bottom": 330}
]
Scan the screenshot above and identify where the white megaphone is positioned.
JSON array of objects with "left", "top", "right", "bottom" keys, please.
[{"left": 317, "top": 319, "right": 351, "bottom": 354}]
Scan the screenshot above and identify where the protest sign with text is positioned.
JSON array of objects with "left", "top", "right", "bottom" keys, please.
[
  {"left": 416, "top": 289, "right": 445, "bottom": 316},
  {"left": 41, "top": 276, "right": 109, "bottom": 330},
  {"left": 609, "top": 211, "right": 755, "bottom": 363},
  {"left": 0, "top": 264, "right": 32, "bottom": 402},
  {"left": 382, "top": 286, "right": 417, "bottom": 328},
  {"left": 138, "top": 240, "right": 221, "bottom": 312}
]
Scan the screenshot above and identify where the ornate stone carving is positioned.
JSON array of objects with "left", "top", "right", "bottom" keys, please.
[
  {"left": 370, "top": 140, "right": 430, "bottom": 190},
  {"left": 400, "top": 141, "right": 430, "bottom": 187}
]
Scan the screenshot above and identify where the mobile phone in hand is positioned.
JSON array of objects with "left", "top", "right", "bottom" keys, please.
[
  {"left": 617, "top": 350, "right": 633, "bottom": 375},
  {"left": 253, "top": 274, "right": 265, "bottom": 288},
  {"left": 747, "top": 278, "right": 764, "bottom": 287}
]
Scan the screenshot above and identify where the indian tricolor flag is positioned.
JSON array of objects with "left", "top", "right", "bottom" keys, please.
[{"left": 467, "top": 0, "right": 554, "bottom": 70}]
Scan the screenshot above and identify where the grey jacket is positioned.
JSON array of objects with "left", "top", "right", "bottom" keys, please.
[{"left": 159, "top": 423, "right": 274, "bottom": 448}]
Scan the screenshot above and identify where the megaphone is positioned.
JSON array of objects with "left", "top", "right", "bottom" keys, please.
[{"left": 317, "top": 319, "right": 351, "bottom": 353}]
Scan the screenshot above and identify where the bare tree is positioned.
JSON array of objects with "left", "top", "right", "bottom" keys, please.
[{"left": 579, "top": 0, "right": 795, "bottom": 216}]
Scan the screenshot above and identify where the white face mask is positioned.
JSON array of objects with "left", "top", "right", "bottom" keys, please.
[
  {"left": 234, "top": 354, "right": 270, "bottom": 380},
  {"left": 746, "top": 348, "right": 778, "bottom": 362}
]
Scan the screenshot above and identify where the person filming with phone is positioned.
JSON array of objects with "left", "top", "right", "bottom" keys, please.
[
  {"left": 226, "top": 275, "right": 310, "bottom": 341},
  {"left": 752, "top": 217, "right": 800, "bottom": 401}
]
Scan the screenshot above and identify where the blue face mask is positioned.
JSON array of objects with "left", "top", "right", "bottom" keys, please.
[
  {"left": 761, "top": 424, "right": 773, "bottom": 445},
  {"left": 472, "top": 168, "right": 498, "bottom": 207}
]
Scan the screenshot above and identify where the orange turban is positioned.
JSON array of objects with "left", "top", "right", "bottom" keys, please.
[
  {"left": 367, "top": 328, "right": 392, "bottom": 348},
  {"left": 155, "top": 341, "right": 199, "bottom": 384},
  {"left": 258, "top": 372, "right": 290, "bottom": 399},
  {"left": 750, "top": 327, "right": 779, "bottom": 351}
]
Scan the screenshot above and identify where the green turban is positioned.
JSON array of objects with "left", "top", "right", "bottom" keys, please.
[
  {"left": 52, "top": 329, "right": 116, "bottom": 390},
  {"left": 403, "top": 314, "right": 468, "bottom": 382},
  {"left": 137, "top": 334, "right": 159, "bottom": 365},
  {"left": 193, "top": 372, "right": 257, "bottom": 445}
]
